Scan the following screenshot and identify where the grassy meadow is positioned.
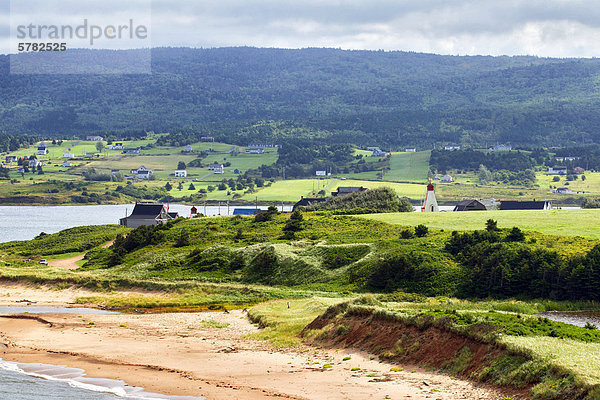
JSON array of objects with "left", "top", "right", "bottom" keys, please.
[
  {"left": 361, "top": 208, "right": 600, "bottom": 239},
  {"left": 385, "top": 151, "right": 430, "bottom": 182}
]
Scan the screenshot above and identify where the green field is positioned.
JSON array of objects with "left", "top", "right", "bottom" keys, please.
[
  {"left": 360, "top": 208, "right": 600, "bottom": 238},
  {"left": 537, "top": 171, "right": 600, "bottom": 194},
  {"left": 385, "top": 151, "right": 430, "bottom": 182},
  {"left": 242, "top": 178, "right": 428, "bottom": 203}
]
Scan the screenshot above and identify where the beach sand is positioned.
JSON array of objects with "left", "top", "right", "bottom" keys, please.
[{"left": 0, "top": 283, "right": 514, "bottom": 400}]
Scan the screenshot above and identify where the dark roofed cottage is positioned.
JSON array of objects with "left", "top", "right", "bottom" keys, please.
[{"left": 119, "top": 203, "right": 179, "bottom": 228}]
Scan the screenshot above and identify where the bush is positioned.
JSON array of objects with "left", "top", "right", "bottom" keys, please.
[
  {"left": 414, "top": 224, "right": 428, "bottom": 237},
  {"left": 254, "top": 206, "right": 279, "bottom": 222}
]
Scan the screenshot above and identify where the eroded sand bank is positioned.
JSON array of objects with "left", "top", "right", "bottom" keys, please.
[{"left": 0, "top": 283, "right": 513, "bottom": 400}]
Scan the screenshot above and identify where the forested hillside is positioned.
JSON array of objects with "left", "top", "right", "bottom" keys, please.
[{"left": 2, "top": 47, "right": 600, "bottom": 147}]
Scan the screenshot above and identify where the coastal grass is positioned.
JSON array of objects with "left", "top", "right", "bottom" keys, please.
[
  {"left": 247, "top": 297, "right": 346, "bottom": 347},
  {"left": 502, "top": 336, "right": 600, "bottom": 386},
  {"left": 360, "top": 209, "right": 600, "bottom": 239}
]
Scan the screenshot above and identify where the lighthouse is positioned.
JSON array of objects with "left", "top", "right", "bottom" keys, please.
[{"left": 421, "top": 182, "right": 439, "bottom": 212}]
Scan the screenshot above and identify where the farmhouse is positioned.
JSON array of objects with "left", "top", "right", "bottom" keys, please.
[
  {"left": 108, "top": 143, "right": 124, "bottom": 150},
  {"left": 248, "top": 143, "right": 278, "bottom": 148},
  {"left": 548, "top": 166, "right": 568, "bottom": 175},
  {"left": 405, "top": 148, "right": 416, "bottom": 152},
  {"left": 293, "top": 196, "right": 328, "bottom": 210},
  {"left": 5, "top": 156, "right": 17, "bottom": 163},
  {"left": 86, "top": 136, "right": 104, "bottom": 141},
  {"left": 208, "top": 162, "right": 224, "bottom": 174},
  {"left": 555, "top": 187, "right": 573, "bottom": 194},
  {"left": 444, "top": 145, "right": 461, "bottom": 151},
  {"left": 29, "top": 159, "right": 41, "bottom": 168},
  {"left": 175, "top": 170, "right": 187, "bottom": 177},
  {"left": 371, "top": 148, "right": 387, "bottom": 157},
  {"left": 37, "top": 142, "right": 47, "bottom": 155},
  {"left": 122, "top": 148, "right": 141, "bottom": 154},
  {"left": 130, "top": 166, "right": 153, "bottom": 179},
  {"left": 315, "top": 170, "right": 327, "bottom": 176},
  {"left": 441, "top": 174, "right": 453, "bottom": 182},
  {"left": 489, "top": 144, "right": 512, "bottom": 152},
  {"left": 119, "top": 203, "right": 178, "bottom": 228},
  {"left": 200, "top": 136, "right": 214, "bottom": 142},
  {"left": 331, "top": 187, "right": 367, "bottom": 197},
  {"left": 453, "top": 199, "right": 487, "bottom": 212},
  {"left": 62, "top": 152, "right": 74, "bottom": 158},
  {"left": 245, "top": 148, "right": 265, "bottom": 154},
  {"left": 500, "top": 200, "right": 552, "bottom": 210},
  {"left": 62, "top": 162, "right": 72, "bottom": 167},
  {"left": 183, "top": 145, "right": 193, "bottom": 152}
]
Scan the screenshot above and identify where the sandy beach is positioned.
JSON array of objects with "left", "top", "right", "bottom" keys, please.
[{"left": 0, "top": 283, "right": 513, "bottom": 400}]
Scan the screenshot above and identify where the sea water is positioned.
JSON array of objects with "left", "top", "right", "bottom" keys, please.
[
  {"left": 0, "top": 204, "right": 291, "bottom": 243},
  {"left": 0, "top": 359, "right": 203, "bottom": 399}
]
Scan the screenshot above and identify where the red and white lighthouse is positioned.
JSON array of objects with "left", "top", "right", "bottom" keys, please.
[{"left": 421, "top": 182, "right": 439, "bottom": 212}]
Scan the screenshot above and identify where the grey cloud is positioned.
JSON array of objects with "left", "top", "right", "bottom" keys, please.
[{"left": 2, "top": 0, "right": 600, "bottom": 56}]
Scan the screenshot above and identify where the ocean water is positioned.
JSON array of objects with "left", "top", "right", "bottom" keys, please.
[
  {"left": 0, "top": 359, "right": 203, "bottom": 400},
  {"left": 0, "top": 204, "right": 291, "bottom": 243}
]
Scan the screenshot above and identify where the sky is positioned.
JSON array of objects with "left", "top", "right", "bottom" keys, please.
[{"left": 2, "top": 0, "right": 600, "bottom": 57}]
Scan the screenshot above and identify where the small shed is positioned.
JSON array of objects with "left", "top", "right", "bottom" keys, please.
[
  {"left": 233, "top": 208, "right": 259, "bottom": 216},
  {"left": 453, "top": 199, "right": 487, "bottom": 212}
]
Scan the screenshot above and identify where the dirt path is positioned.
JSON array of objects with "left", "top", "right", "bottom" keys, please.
[
  {"left": 47, "top": 241, "right": 114, "bottom": 270},
  {"left": 47, "top": 254, "right": 85, "bottom": 270},
  {"left": 0, "top": 284, "right": 514, "bottom": 400}
]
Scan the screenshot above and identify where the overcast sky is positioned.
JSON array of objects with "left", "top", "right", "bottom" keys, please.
[{"left": 2, "top": 0, "right": 600, "bottom": 57}]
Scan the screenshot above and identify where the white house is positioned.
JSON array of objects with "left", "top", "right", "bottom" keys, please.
[
  {"left": 245, "top": 148, "right": 265, "bottom": 154},
  {"left": 372, "top": 148, "right": 387, "bottom": 157},
  {"left": 86, "top": 135, "right": 104, "bottom": 141},
  {"left": 405, "top": 148, "right": 416, "bottom": 152},
  {"left": 444, "top": 145, "right": 461, "bottom": 151},
  {"left": 175, "top": 170, "right": 187, "bottom": 177},
  {"left": 315, "top": 170, "right": 326, "bottom": 176},
  {"left": 62, "top": 161, "right": 72, "bottom": 167},
  {"left": 29, "top": 159, "right": 41, "bottom": 168},
  {"left": 548, "top": 166, "right": 568, "bottom": 175},
  {"left": 489, "top": 144, "right": 512, "bottom": 152},
  {"left": 108, "top": 143, "right": 124, "bottom": 150},
  {"left": 441, "top": 174, "right": 453, "bottom": 182},
  {"left": 130, "top": 165, "right": 153, "bottom": 179},
  {"left": 183, "top": 145, "right": 193, "bottom": 152},
  {"left": 207, "top": 162, "right": 222, "bottom": 171},
  {"left": 122, "top": 148, "right": 140, "bottom": 154},
  {"left": 37, "top": 142, "right": 47, "bottom": 155},
  {"left": 62, "top": 152, "right": 75, "bottom": 158}
]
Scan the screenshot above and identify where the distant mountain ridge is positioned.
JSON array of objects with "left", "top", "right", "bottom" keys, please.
[{"left": 1, "top": 47, "right": 600, "bottom": 147}]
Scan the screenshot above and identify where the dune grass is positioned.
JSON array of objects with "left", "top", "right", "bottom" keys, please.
[
  {"left": 503, "top": 336, "right": 600, "bottom": 386},
  {"left": 247, "top": 297, "right": 346, "bottom": 347}
]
